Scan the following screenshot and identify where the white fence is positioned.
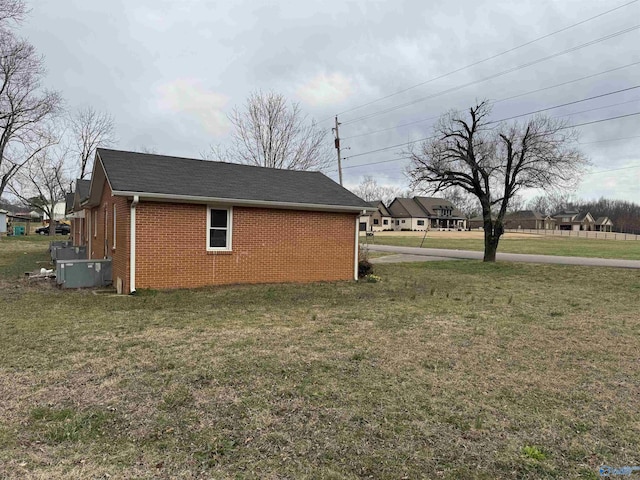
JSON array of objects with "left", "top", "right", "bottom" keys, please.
[{"left": 504, "top": 228, "right": 640, "bottom": 241}]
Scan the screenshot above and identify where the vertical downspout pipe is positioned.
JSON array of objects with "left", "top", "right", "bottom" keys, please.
[{"left": 130, "top": 195, "right": 139, "bottom": 294}]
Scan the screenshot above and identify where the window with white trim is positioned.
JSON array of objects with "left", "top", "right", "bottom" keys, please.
[
  {"left": 112, "top": 204, "right": 117, "bottom": 249},
  {"left": 417, "top": 220, "right": 425, "bottom": 226},
  {"left": 207, "top": 207, "right": 232, "bottom": 250}
]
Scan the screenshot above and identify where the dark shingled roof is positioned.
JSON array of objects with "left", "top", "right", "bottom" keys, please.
[
  {"left": 366, "top": 200, "right": 391, "bottom": 217},
  {"left": 387, "top": 198, "right": 427, "bottom": 218},
  {"left": 413, "top": 196, "right": 466, "bottom": 219},
  {"left": 96, "top": 149, "right": 370, "bottom": 209},
  {"left": 76, "top": 179, "right": 91, "bottom": 202},
  {"left": 65, "top": 193, "right": 75, "bottom": 214},
  {"left": 505, "top": 210, "right": 545, "bottom": 220}
]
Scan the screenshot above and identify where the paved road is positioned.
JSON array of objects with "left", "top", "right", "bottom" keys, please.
[{"left": 366, "top": 244, "right": 640, "bottom": 269}]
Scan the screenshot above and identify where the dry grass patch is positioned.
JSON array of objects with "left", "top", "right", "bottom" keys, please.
[{"left": 1, "top": 237, "right": 639, "bottom": 478}]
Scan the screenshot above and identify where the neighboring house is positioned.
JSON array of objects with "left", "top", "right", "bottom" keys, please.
[
  {"left": 386, "top": 197, "right": 466, "bottom": 231},
  {"left": 69, "top": 179, "right": 91, "bottom": 246},
  {"left": 504, "top": 210, "right": 556, "bottom": 230},
  {"left": 412, "top": 197, "right": 466, "bottom": 230},
  {"left": 81, "top": 148, "right": 372, "bottom": 294},
  {"left": 359, "top": 201, "right": 393, "bottom": 232},
  {"left": 43, "top": 200, "right": 67, "bottom": 222},
  {"left": 387, "top": 197, "right": 430, "bottom": 231},
  {"left": 552, "top": 210, "right": 595, "bottom": 231},
  {"left": 594, "top": 216, "right": 614, "bottom": 232}
]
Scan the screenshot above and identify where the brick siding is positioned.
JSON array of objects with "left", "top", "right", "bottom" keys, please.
[{"left": 87, "top": 187, "right": 357, "bottom": 293}]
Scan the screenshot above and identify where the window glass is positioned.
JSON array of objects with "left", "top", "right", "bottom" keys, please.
[{"left": 210, "top": 209, "right": 227, "bottom": 228}]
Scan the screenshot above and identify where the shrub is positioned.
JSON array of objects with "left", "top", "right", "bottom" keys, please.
[{"left": 358, "top": 260, "right": 373, "bottom": 278}]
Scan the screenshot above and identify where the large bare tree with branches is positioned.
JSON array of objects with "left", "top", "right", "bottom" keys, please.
[
  {"left": 407, "top": 101, "right": 588, "bottom": 261},
  {"left": 223, "top": 91, "right": 331, "bottom": 171},
  {"left": 69, "top": 105, "right": 115, "bottom": 179},
  {"left": 0, "top": 1, "right": 61, "bottom": 200},
  {"left": 10, "top": 144, "right": 69, "bottom": 235}
]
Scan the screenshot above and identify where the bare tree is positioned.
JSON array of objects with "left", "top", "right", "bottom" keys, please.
[
  {"left": 69, "top": 106, "right": 115, "bottom": 179},
  {"left": 0, "top": 0, "right": 26, "bottom": 26},
  {"left": 407, "top": 101, "right": 587, "bottom": 261},
  {"left": 10, "top": 144, "right": 70, "bottom": 235},
  {"left": 442, "top": 186, "right": 480, "bottom": 223},
  {"left": 225, "top": 91, "right": 331, "bottom": 171},
  {"left": 0, "top": 29, "right": 61, "bottom": 199},
  {"left": 351, "top": 175, "right": 405, "bottom": 204}
]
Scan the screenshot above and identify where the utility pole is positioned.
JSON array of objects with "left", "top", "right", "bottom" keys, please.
[{"left": 332, "top": 115, "right": 343, "bottom": 185}]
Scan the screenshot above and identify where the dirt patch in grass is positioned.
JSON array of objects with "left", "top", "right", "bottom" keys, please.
[{"left": 1, "top": 249, "right": 639, "bottom": 478}]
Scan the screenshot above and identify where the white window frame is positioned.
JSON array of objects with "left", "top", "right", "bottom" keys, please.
[
  {"left": 112, "top": 204, "right": 117, "bottom": 249},
  {"left": 93, "top": 210, "right": 97, "bottom": 237},
  {"left": 206, "top": 206, "right": 233, "bottom": 251}
]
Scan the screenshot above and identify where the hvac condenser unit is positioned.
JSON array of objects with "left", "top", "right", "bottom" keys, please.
[{"left": 56, "top": 259, "right": 112, "bottom": 289}]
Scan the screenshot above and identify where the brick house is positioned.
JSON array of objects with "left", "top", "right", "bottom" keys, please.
[
  {"left": 80, "top": 149, "right": 372, "bottom": 294},
  {"left": 504, "top": 210, "right": 556, "bottom": 230},
  {"left": 67, "top": 179, "right": 91, "bottom": 246}
]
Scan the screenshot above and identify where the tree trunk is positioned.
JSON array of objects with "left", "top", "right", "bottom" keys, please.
[{"left": 483, "top": 220, "right": 503, "bottom": 262}]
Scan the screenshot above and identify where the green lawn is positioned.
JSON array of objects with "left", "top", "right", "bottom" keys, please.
[
  {"left": 365, "top": 235, "right": 640, "bottom": 260},
  {"left": 1, "top": 237, "right": 639, "bottom": 479}
]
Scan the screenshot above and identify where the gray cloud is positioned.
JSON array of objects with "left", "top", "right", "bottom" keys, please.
[{"left": 20, "top": 0, "right": 640, "bottom": 201}]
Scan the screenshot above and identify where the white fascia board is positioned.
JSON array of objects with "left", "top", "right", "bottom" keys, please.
[{"left": 111, "top": 190, "right": 377, "bottom": 213}]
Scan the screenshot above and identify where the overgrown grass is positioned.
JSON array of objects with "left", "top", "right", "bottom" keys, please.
[
  {"left": 1, "top": 237, "right": 639, "bottom": 478},
  {"left": 366, "top": 234, "right": 640, "bottom": 260},
  {"left": 0, "top": 235, "right": 63, "bottom": 280}
]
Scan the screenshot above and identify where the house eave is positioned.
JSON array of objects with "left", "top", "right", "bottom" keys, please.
[{"left": 110, "top": 190, "right": 375, "bottom": 213}]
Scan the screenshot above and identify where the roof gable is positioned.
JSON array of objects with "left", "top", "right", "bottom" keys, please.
[
  {"left": 90, "top": 149, "right": 370, "bottom": 211},
  {"left": 387, "top": 197, "right": 427, "bottom": 218}
]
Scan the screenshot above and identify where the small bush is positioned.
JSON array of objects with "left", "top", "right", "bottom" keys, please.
[{"left": 358, "top": 260, "right": 373, "bottom": 278}]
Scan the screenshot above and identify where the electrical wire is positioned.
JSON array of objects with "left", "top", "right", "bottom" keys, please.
[
  {"left": 332, "top": 0, "right": 639, "bottom": 118},
  {"left": 341, "top": 25, "right": 640, "bottom": 125},
  {"left": 342, "top": 66, "right": 640, "bottom": 140},
  {"left": 344, "top": 88, "right": 640, "bottom": 160},
  {"left": 333, "top": 113, "right": 640, "bottom": 173}
]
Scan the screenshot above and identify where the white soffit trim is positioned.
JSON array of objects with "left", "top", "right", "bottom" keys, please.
[{"left": 111, "top": 190, "right": 377, "bottom": 213}]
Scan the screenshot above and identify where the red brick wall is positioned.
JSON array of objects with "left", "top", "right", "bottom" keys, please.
[
  {"left": 134, "top": 202, "right": 357, "bottom": 291},
  {"left": 88, "top": 183, "right": 130, "bottom": 292}
]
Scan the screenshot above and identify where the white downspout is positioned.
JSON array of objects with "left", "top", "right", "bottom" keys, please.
[
  {"left": 130, "top": 195, "right": 139, "bottom": 294},
  {"left": 354, "top": 213, "right": 362, "bottom": 280}
]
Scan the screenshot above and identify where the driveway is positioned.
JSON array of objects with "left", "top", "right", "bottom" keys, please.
[{"left": 366, "top": 244, "right": 640, "bottom": 269}]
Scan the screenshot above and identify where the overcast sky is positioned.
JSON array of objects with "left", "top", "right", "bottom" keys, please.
[{"left": 21, "top": 0, "right": 640, "bottom": 202}]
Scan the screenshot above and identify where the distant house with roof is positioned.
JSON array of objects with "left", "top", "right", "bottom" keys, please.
[
  {"left": 594, "top": 216, "right": 613, "bottom": 232},
  {"left": 359, "top": 201, "right": 393, "bottom": 232},
  {"left": 386, "top": 197, "right": 466, "bottom": 231},
  {"left": 504, "top": 210, "right": 555, "bottom": 230},
  {"left": 552, "top": 210, "right": 596, "bottom": 231},
  {"left": 68, "top": 179, "right": 91, "bottom": 245},
  {"left": 76, "top": 148, "right": 372, "bottom": 294}
]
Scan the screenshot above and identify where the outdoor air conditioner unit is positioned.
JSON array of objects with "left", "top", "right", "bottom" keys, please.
[{"left": 56, "top": 259, "right": 112, "bottom": 289}]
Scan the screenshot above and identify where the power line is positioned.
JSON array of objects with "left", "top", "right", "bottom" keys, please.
[
  {"left": 585, "top": 164, "right": 640, "bottom": 175},
  {"left": 333, "top": 0, "right": 639, "bottom": 118},
  {"left": 492, "top": 86, "right": 640, "bottom": 123},
  {"left": 554, "top": 98, "right": 640, "bottom": 118},
  {"left": 562, "top": 111, "right": 640, "bottom": 129},
  {"left": 335, "top": 112, "right": 640, "bottom": 172},
  {"left": 342, "top": 66, "right": 640, "bottom": 140},
  {"left": 579, "top": 135, "right": 640, "bottom": 145},
  {"left": 341, "top": 25, "right": 640, "bottom": 125},
  {"left": 345, "top": 88, "right": 640, "bottom": 160}
]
